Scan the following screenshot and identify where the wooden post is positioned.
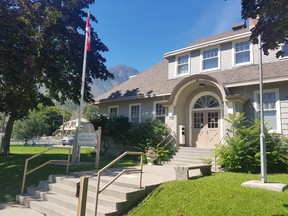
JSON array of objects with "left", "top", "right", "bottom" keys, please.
[
  {"left": 95, "top": 127, "right": 101, "bottom": 169},
  {"left": 77, "top": 176, "right": 89, "bottom": 216}
]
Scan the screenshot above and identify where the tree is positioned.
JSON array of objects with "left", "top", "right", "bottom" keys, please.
[
  {"left": 83, "top": 104, "right": 99, "bottom": 122},
  {"left": 241, "top": 0, "right": 288, "bottom": 57},
  {"left": 0, "top": 0, "right": 114, "bottom": 155},
  {"left": 13, "top": 111, "right": 49, "bottom": 141},
  {"left": 12, "top": 104, "right": 71, "bottom": 140}
]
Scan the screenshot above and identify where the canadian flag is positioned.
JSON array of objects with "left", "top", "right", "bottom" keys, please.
[{"left": 85, "top": 13, "right": 91, "bottom": 51}]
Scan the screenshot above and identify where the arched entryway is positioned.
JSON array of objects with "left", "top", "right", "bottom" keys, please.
[{"left": 190, "top": 92, "right": 222, "bottom": 147}]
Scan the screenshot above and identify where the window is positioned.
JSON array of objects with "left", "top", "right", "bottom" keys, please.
[
  {"left": 234, "top": 41, "right": 251, "bottom": 65},
  {"left": 129, "top": 104, "right": 141, "bottom": 124},
  {"left": 177, "top": 55, "right": 189, "bottom": 75},
  {"left": 281, "top": 44, "right": 288, "bottom": 58},
  {"left": 154, "top": 103, "right": 166, "bottom": 122},
  {"left": 208, "top": 112, "right": 219, "bottom": 128},
  {"left": 254, "top": 89, "right": 281, "bottom": 132},
  {"left": 202, "top": 48, "right": 219, "bottom": 70},
  {"left": 194, "top": 95, "right": 220, "bottom": 109},
  {"left": 194, "top": 112, "right": 204, "bottom": 128},
  {"left": 108, "top": 106, "right": 118, "bottom": 118}
]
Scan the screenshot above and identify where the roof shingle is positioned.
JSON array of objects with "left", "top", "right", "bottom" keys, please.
[{"left": 95, "top": 59, "right": 288, "bottom": 103}]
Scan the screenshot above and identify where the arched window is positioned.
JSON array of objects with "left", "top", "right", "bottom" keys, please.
[{"left": 194, "top": 95, "right": 219, "bottom": 109}]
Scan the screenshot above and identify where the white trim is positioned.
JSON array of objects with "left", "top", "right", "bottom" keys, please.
[
  {"left": 164, "top": 31, "right": 251, "bottom": 58},
  {"left": 253, "top": 88, "right": 281, "bottom": 133},
  {"left": 225, "top": 76, "right": 288, "bottom": 88},
  {"left": 129, "top": 103, "right": 141, "bottom": 124},
  {"left": 175, "top": 53, "right": 190, "bottom": 77},
  {"left": 108, "top": 105, "right": 119, "bottom": 118},
  {"left": 232, "top": 39, "right": 254, "bottom": 66},
  {"left": 189, "top": 91, "right": 223, "bottom": 147},
  {"left": 200, "top": 46, "right": 221, "bottom": 72}
]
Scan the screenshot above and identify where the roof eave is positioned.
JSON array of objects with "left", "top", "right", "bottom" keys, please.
[
  {"left": 164, "top": 31, "right": 251, "bottom": 58},
  {"left": 96, "top": 93, "right": 171, "bottom": 105}
]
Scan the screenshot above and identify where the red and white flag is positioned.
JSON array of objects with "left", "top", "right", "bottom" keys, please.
[{"left": 85, "top": 13, "right": 91, "bottom": 51}]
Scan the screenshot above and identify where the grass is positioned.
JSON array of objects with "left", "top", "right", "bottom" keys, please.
[
  {"left": 0, "top": 145, "right": 139, "bottom": 203},
  {"left": 127, "top": 172, "right": 288, "bottom": 216}
]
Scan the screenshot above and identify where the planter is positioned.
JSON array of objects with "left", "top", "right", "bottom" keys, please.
[{"left": 147, "top": 153, "right": 158, "bottom": 165}]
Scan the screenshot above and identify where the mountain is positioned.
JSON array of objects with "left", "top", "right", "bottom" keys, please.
[{"left": 91, "top": 65, "right": 140, "bottom": 98}]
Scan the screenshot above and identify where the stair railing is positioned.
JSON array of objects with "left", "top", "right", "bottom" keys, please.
[
  {"left": 94, "top": 151, "right": 144, "bottom": 216},
  {"left": 21, "top": 146, "right": 71, "bottom": 194},
  {"left": 214, "top": 132, "right": 230, "bottom": 171},
  {"left": 156, "top": 131, "right": 177, "bottom": 152}
]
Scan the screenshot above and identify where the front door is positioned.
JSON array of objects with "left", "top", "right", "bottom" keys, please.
[{"left": 192, "top": 110, "right": 220, "bottom": 147}]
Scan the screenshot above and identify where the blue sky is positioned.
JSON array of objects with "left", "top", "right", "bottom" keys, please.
[{"left": 91, "top": 0, "right": 243, "bottom": 72}]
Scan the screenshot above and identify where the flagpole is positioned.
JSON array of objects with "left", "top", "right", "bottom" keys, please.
[
  {"left": 258, "top": 34, "right": 267, "bottom": 183},
  {"left": 72, "top": 10, "right": 90, "bottom": 164}
]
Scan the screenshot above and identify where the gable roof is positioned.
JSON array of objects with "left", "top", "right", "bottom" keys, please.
[{"left": 95, "top": 59, "right": 288, "bottom": 104}]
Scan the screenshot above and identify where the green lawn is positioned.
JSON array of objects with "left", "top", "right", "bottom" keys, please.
[
  {"left": 127, "top": 172, "right": 288, "bottom": 216},
  {"left": 0, "top": 145, "right": 138, "bottom": 203}
]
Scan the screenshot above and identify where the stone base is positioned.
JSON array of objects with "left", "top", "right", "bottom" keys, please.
[{"left": 241, "top": 180, "right": 288, "bottom": 192}]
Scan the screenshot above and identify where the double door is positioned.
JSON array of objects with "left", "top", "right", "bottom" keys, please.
[{"left": 192, "top": 110, "right": 220, "bottom": 147}]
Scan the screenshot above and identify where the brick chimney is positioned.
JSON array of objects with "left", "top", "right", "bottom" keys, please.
[{"left": 249, "top": 18, "right": 258, "bottom": 30}]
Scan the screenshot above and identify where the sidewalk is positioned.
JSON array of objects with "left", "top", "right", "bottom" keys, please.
[{"left": 0, "top": 202, "right": 44, "bottom": 216}]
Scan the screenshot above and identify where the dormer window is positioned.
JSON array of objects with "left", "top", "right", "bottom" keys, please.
[
  {"left": 202, "top": 48, "right": 219, "bottom": 71},
  {"left": 177, "top": 54, "right": 189, "bottom": 75},
  {"left": 233, "top": 40, "right": 252, "bottom": 65}
]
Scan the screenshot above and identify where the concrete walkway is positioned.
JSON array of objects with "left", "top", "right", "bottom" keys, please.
[
  {"left": 0, "top": 202, "right": 44, "bottom": 216},
  {"left": 0, "top": 165, "right": 181, "bottom": 216}
]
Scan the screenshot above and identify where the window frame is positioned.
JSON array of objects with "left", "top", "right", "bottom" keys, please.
[
  {"left": 253, "top": 88, "right": 281, "bottom": 133},
  {"left": 108, "top": 105, "right": 119, "bottom": 118},
  {"left": 232, "top": 39, "right": 253, "bottom": 66},
  {"left": 201, "top": 46, "right": 220, "bottom": 72},
  {"left": 176, "top": 54, "right": 190, "bottom": 76},
  {"left": 129, "top": 103, "right": 141, "bottom": 124},
  {"left": 153, "top": 101, "right": 166, "bottom": 122}
]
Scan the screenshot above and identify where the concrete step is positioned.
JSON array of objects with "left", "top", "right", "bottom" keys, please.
[
  {"left": 17, "top": 171, "right": 151, "bottom": 216},
  {"left": 25, "top": 196, "right": 116, "bottom": 216},
  {"left": 167, "top": 147, "right": 216, "bottom": 171}
]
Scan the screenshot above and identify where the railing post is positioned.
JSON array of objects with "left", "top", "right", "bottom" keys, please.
[
  {"left": 95, "top": 127, "right": 101, "bottom": 169},
  {"left": 77, "top": 176, "right": 89, "bottom": 216},
  {"left": 21, "top": 159, "right": 29, "bottom": 194},
  {"left": 140, "top": 154, "right": 143, "bottom": 188},
  {"left": 94, "top": 173, "right": 101, "bottom": 216}
]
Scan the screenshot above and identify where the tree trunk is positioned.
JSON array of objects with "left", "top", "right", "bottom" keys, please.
[{"left": 1, "top": 116, "right": 16, "bottom": 155}]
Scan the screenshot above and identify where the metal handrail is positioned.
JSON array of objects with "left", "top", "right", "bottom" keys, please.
[
  {"left": 214, "top": 132, "right": 230, "bottom": 171},
  {"left": 21, "top": 146, "right": 71, "bottom": 194},
  {"left": 94, "top": 151, "right": 144, "bottom": 216},
  {"left": 156, "top": 132, "right": 177, "bottom": 155},
  {"left": 156, "top": 131, "right": 176, "bottom": 149}
]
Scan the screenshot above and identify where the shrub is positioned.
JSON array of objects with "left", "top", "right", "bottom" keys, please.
[
  {"left": 91, "top": 115, "right": 132, "bottom": 146},
  {"left": 216, "top": 114, "right": 288, "bottom": 173},
  {"left": 132, "top": 119, "right": 173, "bottom": 162},
  {"left": 91, "top": 116, "right": 173, "bottom": 161}
]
